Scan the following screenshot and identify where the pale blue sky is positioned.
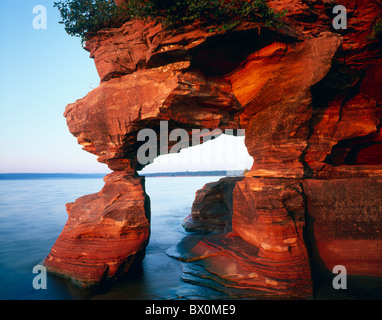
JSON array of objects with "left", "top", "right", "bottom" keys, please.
[{"left": 0, "top": 1, "right": 252, "bottom": 174}]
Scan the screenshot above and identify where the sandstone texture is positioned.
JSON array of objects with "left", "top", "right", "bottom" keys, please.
[
  {"left": 303, "top": 178, "right": 382, "bottom": 278},
  {"left": 183, "top": 177, "right": 243, "bottom": 234},
  {"left": 44, "top": 172, "right": 150, "bottom": 287},
  {"left": 46, "top": 0, "right": 382, "bottom": 297}
]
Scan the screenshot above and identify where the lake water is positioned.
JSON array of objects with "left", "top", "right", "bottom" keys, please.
[{"left": 0, "top": 175, "right": 228, "bottom": 300}]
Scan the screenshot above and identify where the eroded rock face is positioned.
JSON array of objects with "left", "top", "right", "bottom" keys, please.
[
  {"left": 63, "top": 61, "right": 244, "bottom": 172},
  {"left": 44, "top": 172, "right": 150, "bottom": 287},
  {"left": 183, "top": 177, "right": 243, "bottom": 234},
  {"left": 166, "top": 233, "right": 312, "bottom": 298},
  {"left": 303, "top": 178, "right": 382, "bottom": 278},
  {"left": 46, "top": 0, "right": 382, "bottom": 295}
]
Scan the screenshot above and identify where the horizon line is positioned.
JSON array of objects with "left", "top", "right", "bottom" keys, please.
[{"left": 0, "top": 169, "right": 244, "bottom": 175}]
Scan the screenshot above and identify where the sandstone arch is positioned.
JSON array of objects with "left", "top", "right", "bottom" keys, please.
[{"left": 45, "top": 0, "right": 382, "bottom": 297}]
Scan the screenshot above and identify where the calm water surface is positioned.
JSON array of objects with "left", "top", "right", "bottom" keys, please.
[{"left": 0, "top": 176, "right": 225, "bottom": 300}]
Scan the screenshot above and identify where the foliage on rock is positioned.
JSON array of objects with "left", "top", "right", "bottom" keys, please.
[
  {"left": 54, "top": 0, "right": 285, "bottom": 41},
  {"left": 370, "top": 19, "right": 382, "bottom": 41}
]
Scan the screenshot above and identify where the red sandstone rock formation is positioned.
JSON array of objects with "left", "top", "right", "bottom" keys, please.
[
  {"left": 166, "top": 233, "right": 312, "bottom": 298},
  {"left": 44, "top": 172, "right": 150, "bottom": 287},
  {"left": 183, "top": 177, "right": 243, "bottom": 233},
  {"left": 303, "top": 178, "right": 382, "bottom": 278},
  {"left": 45, "top": 0, "right": 382, "bottom": 296}
]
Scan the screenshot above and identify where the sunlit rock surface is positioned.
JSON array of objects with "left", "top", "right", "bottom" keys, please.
[
  {"left": 44, "top": 172, "right": 150, "bottom": 287},
  {"left": 45, "top": 0, "right": 382, "bottom": 296}
]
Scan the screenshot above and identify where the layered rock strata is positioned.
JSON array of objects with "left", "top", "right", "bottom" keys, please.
[
  {"left": 44, "top": 172, "right": 150, "bottom": 287},
  {"left": 182, "top": 177, "right": 243, "bottom": 234},
  {"left": 45, "top": 0, "right": 382, "bottom": 297}
]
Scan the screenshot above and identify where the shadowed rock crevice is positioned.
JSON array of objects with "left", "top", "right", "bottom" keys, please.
[
  {"left": 324, "top": 126, "right": 382, "bottom": 166},
  {"left": 188, "top": 27, "right": 296, "bottom": 76}
]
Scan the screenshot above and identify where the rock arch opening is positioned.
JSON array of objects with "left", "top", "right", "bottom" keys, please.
[
  {"left": 138, "top": 132, "right": 253, "bottom": 238},
  {"left": 45, "top": 3, "right": 382, "bottom": 298},
  {"left": 138, "top": 132, "right": 253, "bottom": 176},
  {"left": 108, "top": 133, "right": 252, "bottom": 298}
]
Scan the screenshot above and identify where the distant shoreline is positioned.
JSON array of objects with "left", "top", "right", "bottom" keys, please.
[
  {"left": 141, "top": 170, "right": 243, "bottom": 177},
  {"left": 0, "top": 170, "right": 244, "bottom": 180},
  {"left": 0, "top": 173, "right": 107, "bottom": 180}
]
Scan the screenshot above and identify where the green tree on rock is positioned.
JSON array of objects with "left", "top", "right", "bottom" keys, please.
[{"left": 54, "top": 0, "right": 285, "bottom": 42}]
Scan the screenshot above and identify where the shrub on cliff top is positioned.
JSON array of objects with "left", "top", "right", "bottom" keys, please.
[
  {"left": 54, "top": 0, "right": 283, "bottom": 42},
  {"left": 54, "top": 0, "right": 127, "bottom": 39}
]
